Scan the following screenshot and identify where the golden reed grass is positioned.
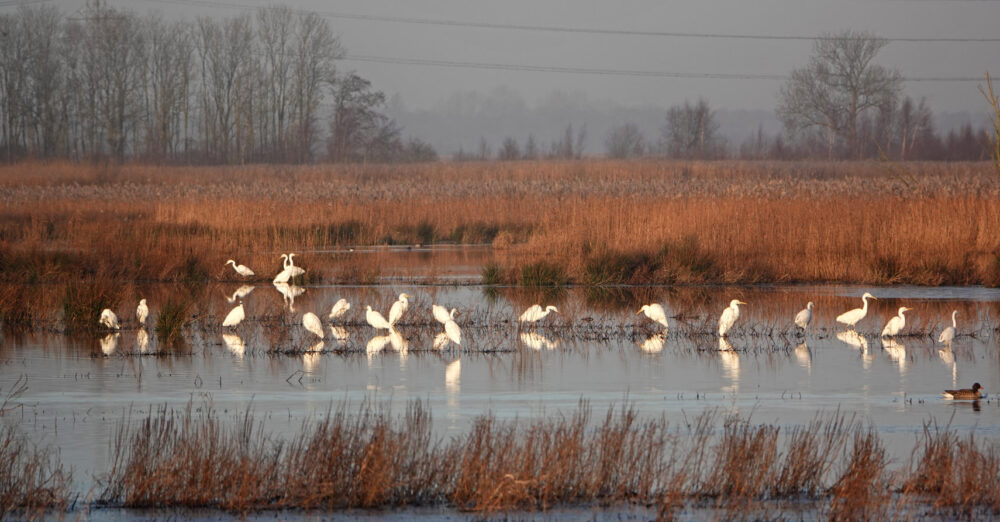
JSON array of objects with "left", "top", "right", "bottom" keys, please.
[
  {"left": 1, "top": 160, "right": 998, "bottom": 287},
  {"left": 85, "top": 401, "right": 1000, "bottom": 518},
  {"left": 0, "top": 425, "right": 73, "bottom": 517}
]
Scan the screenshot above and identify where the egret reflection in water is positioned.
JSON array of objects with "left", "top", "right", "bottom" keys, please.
[
  {"left": 303, "top": 346, "right": 323, "bottom": 371},
  {"left": 225, "top": 284, "right": 255, "bottom": 304},
  {"left": 366, "top": 334, "right": 392, "bottom": 361},
  {"left": 221, "top": 333, "right": 245, "bottom": 357},
  {"left": 794, "top": 341, "right": 811, "bottom": 372},
  {"left": 273, "top": 282, "right": 305, "bottom": 311},
  {"left": 520, "top": 331, "right": 558, "bottom": 350},
  {"left": 100, "top": 332, "right": 120, "bottom": 355},
  {"left": 837, "top": 330, "right": 873, "bottom": 369},
  {"left": 329, "top": 326, "right": 350, "bottom": 344},
  {"left": 718, "top": 338, "right": 740, "bottom": 393},
  {"left": 136, "top": 328, "right": 150, "bottom": 353},
  {"left": 445, "top": 358, "right": 461, "bottom": 391},
  {"left": 639, "top": 332, "right": 666, "bottom": 353},
  {"left": 882, "top": 339, "right": 906, "bottom": 372}
]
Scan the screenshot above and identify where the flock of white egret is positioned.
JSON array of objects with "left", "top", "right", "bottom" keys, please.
[{"left": 93, "top": 258, "right": 981, "bottom": 398}]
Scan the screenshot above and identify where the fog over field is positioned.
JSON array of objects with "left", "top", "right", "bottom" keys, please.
[{"left": 41, "top": 0, "right": 999, "bottom": 154}]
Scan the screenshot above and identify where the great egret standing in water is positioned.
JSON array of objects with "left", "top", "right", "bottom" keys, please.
[
  {"left": 637, "top": 303, "right": 669, "bottom": 329},
  {"left": 836, "top": 292, "right": 876, "bottom": 330},
  {"left": 365, "top": 305, "right": 393, "bottom": 331},
  {"left": 519, "top": 304, "right": 559, "bottom": 325},
  {"left": 444, "top": 319, "right": 462, "bottom": 346},
  {"left": 226, "top": 259, "right": 255, "bottom": 277},
  {"left": 388, "top": 293, "right": 414, "bottom": 326},
  {"left": 328, "top": 298, "right": 351, "bottom": 320},
  {"left": 136, "top": 299, "right": 148, "bottom": 326},
  {"left": 718, "top": 300, "right": 746, "bottom": 337},
  {"left": 285, "top": 253, "right": 306, "bottom": 277},
  {"left": 938, "top": 310, "right": 958, "bottom": 345},
  {"left": 794, "top": 302, "right": 813, "bottom": 332},
  {"left": 99, "top": 309, "right": 120, "bottom": 329},
  {"left": 223, "top": 303, "right": 245, "bottom": 328},
  {"left": 303, "top": 312, "right": 324, "bottom": 339},
  {"left": 881, "top": 306, "right": 911, "bottom": 337}
]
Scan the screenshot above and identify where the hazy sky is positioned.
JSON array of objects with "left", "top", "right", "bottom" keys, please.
[{"left": 55, "top": 0, "right": 1000, "bottom": 113}]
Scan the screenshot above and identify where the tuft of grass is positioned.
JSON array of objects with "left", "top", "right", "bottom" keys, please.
[
  {"left": 61, "top": 281, "right": 120, "bottom": 333},
  {"left": 154, "top": 297, "right": 190, "bottom": 347},
  {"left": 0, "top": 425, "right": 73, "bottom": 517},
  {"left": 519, "top": 261, "right": 569, "bottom": 287}
]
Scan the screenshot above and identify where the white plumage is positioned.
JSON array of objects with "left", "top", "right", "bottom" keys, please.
[
  {"left": 432, "top": 304, "right": 457, "bottom": 325},
  {"left": 519, "top": 304, "right": 559, "bottom": 324},
  {"left": 136, "top": 299, "right": 148, "bottom": 326},
  {"left": 100, "top": 333, "right": 119, "bottom": 355},
  {"left": 881, "top": 306, "right": 911, "bottom": 337},
  {"left": 836, "top": 292, "right": 876, "bottom": 330},
  {"left": 637, "top": 303, "right": 669, "bottom": 329},
  {"left": 938, "top": 310, "right": 957, "bottom": 345},
  {"left": 388, "top": 293, "right": 414, "bottom": 326},
  {"left": 717, "top": 299, "right": 746, "bottom": 337},
  {"left": 303, "top": 312, "right": 324, "bottom": 339},
  {"left": 328, "top": 298, "right": 351, "bottom": 320},
  {"left": 99, "top": 308, "right": 120, "bottom": 329},
  {"left": 226, "top": 259, "right": 255, "bottom": 277},
  {"left": 222, "top": 303, "right": 245, "bottom": 327},
  {"left": 365, "top": 305, "right": 393, "bottom": 331},
  {"left": 444, "top": 319, "right": 462, "bottom": 345},
  {"left": 794, "top": 301, "right": 813, "bottom": 331}
]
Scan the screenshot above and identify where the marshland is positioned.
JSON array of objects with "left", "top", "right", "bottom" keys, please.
[
  {"left": 2, "top": 161, "right": 1000, "bottom": 519},
  {"left": 3, "top": 0, "right": 1000, "bottom": 519}
]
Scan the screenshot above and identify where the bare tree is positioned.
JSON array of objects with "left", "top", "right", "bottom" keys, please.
[
  {"left": 289, "top": 11, "right": 339, "bottom": 162},
  {"left": 982, "top": 73, "right": 1000, "bottom": 175},
  {"left": 327, "top": 72, "right": 387, "bottom": 162},
  {"left": 498, "top": 136, "right": 520, "bottom": 160},
  {"left": 604, "top": 123, "right": 644, "bottom": 158},
  {"left": 777, "top": 30, "right": 902, "bottom": 159},
  {"left": 141, "top": 16, "right": 192, "bottom": 161},
  {"left": 660, "top": 98, "right": 721, "bottom": 159}
]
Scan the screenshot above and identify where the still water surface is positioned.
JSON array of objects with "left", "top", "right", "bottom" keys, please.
[{"left": 2, "top": 278, "right": 1000, "bottom": 499}]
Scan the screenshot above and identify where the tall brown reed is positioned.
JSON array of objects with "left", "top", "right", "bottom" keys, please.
[{"left": 0, "top": 426, "right": 73, "bottom": 517}]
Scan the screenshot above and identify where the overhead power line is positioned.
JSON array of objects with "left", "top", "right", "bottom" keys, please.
[
  {"left": 343, "top": 54, "right": 986, "bottom": 83},
  {"left": 144, "top": 0, "right": 1000, "bottom": 43}
]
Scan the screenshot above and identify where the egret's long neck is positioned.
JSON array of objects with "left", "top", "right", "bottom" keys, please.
[
  {"left": 861, "top": 297, "right": 869, "bottom": 313},
  {"left": 952, "top": 312, "right": 957, "bottom": 328}
]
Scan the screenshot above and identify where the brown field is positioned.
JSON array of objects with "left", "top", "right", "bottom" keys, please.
[{"left": 1, "top": 159, "right": 998, "bottom": 289}]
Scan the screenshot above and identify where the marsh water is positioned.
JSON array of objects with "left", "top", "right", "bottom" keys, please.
[{"left": 2, "top": 247, "right": 1000, "bottom": 512}]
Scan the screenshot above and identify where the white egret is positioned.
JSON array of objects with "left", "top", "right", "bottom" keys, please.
[
  {"left": 99, "top": 308, "right": 120, "bottom": 329},
  {"left": 136, "top": 328, "right": 150, "bottom": 353},
  {"left": 284, "top": 253, "right": 306, "bottom": 277},
  {"left": 637, "top": 303, "right": 669, "bottom": 329},
  {"left": 226, "top": 259, "right": 255, "bottom": 277},
  {"left": 225, "top": 284, "right": 255, "bottom": 303},
  {"left": 328, "top": 298, "right": 351, "bottom": 320},
  {"left": 388, "top": 293, "right": 414, "bottom": 326},
  {"left": 794, "top": 302, "right": 813, "bottom": 332},
  {"left": 272, "top": 254, "right": 300, "bottom": 284},
  {"left": 100, "top": 332, "right": 119, "bottom": 355},
  {"left": 273, "top": 267, "right": 292, "bottom": 284},
  {"left": 519, "top": 304, "right": 559, "bottom": 325},
  {"left": 222, "top": 333, "right": 245, "bottom": 356},
  {"left": 880, "top": 306, "right": 911, "bottom": 337},
  {"left": 717, "top": 300, "right": 746, "bottom": 337},
  {"left": 938, "top": 310, "right": 958, "bottom": 345},
  {"left": 222, "top": 303, "right": 245, "bottom": 328},
  {"left": 836, "top": 292, "right": 876, "bottom": 330},
  {"left": 943, "top": 382, "right": 984, "bottom": 400},
  {"left": 444, "top": 319, "right": 462, "bottom": 346},
  {"left": 135, "top": 299, "right": 149, "bottom": 326},
  {"left": 303, "top": 312, "right": 324, "bottom": 339},
  {"left": 365, "top": 305, "right": 393, "bottom": 331},
  {"left": 432, "top": 304, "right": 458, "bottom": 325}
]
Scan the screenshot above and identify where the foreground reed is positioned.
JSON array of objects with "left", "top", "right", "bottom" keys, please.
[
  {"left": 0, "top": 425, "right": 73, "bottom": 517},
  {"left": 92, "top": 401, "right": 1000, "bottom": 518}
]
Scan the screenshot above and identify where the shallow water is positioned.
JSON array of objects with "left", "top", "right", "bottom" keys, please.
[{"left": 2, "top": 278, "right": 1000, "bottom": 510}]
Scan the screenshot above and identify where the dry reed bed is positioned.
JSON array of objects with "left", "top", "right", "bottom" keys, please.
[
  {"left": 1, "top": 160, "right": 999, "bottom": 287},
  {"left": 89, "top": 401, "right": 1000, "bottom": 519},
  {"left": 0, "top": 425, "right": 73, "bottom": 517}
]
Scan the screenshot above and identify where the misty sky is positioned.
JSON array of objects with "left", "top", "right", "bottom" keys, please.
[{"left": 52, "top": 0, "right": 1000, "bottom": 114}]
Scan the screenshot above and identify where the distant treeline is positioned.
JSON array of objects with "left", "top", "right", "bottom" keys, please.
[{"left": 0, "top": 4, "right": 434, "bottom": 164}]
